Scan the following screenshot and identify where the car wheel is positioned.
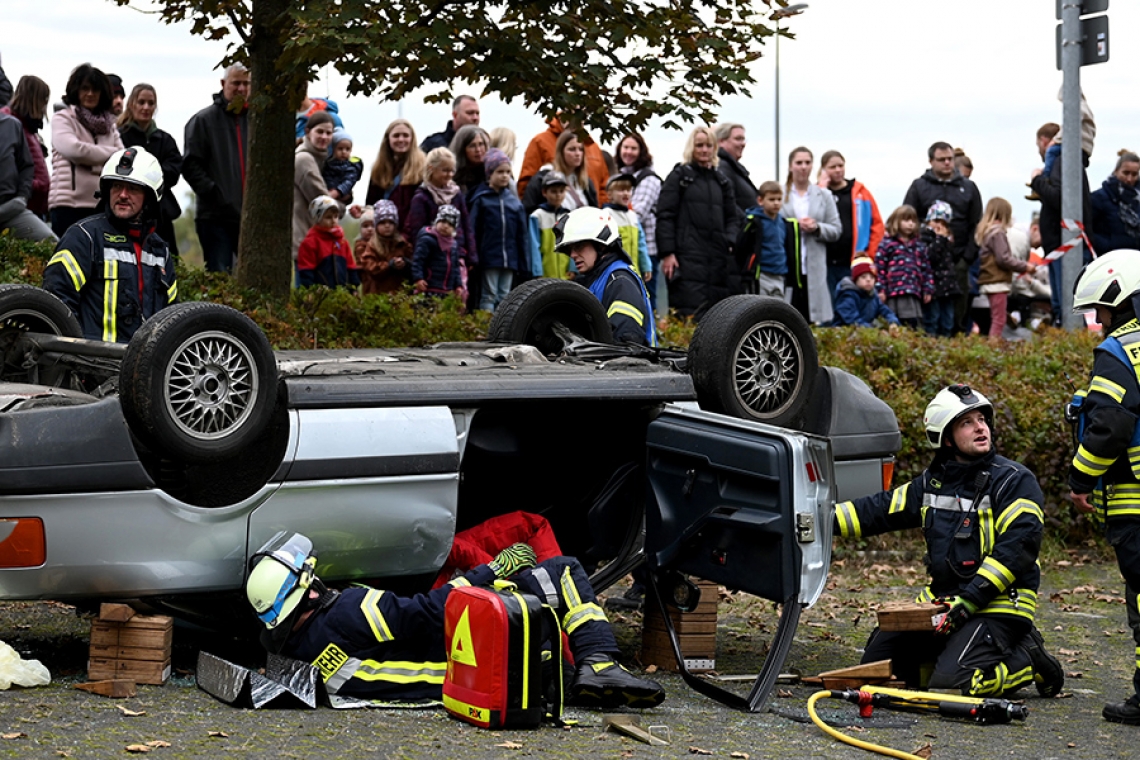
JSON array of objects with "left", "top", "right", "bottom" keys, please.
[
  {"left": 119, "top": 302, "right": 278, "bottom": 463},
  {"left": 487, "top": 279, "right": 613, "bottom": 355},
  {"left": 0, "top": 285, "right": 83, "bottom": 384},
  {"left": 688, "top": 295, "right": 818, "bottom": 427}
]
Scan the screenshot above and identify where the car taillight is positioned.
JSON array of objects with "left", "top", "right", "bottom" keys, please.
[
  {"left": 805, "top": 461, "right": 818, "bottom": 482},
  {"left": 0, "top": 518, "right": 45, "bottom": 568},
  {"left": 882, "top": 460, "right": 895, "bottom": 491}
]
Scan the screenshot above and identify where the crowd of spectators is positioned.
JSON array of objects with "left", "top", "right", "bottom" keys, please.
[{"left": 2, "top": 60, "right": 1132, "bottom": 340}]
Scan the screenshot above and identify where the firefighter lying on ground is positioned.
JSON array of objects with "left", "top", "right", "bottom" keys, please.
[
  {"left": 245, "top": 532, "right": 665, "bottom": 708},
  {"left": 834, "top": 384, "right": 1065, "bottom": 698},
  {"left": 1067, "top": 248, "right": 1140, "bottom": 725}
]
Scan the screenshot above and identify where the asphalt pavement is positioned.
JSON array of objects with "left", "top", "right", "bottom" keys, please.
[{"left": 1, "top": 558, "right": 1137, "bottom": 759}]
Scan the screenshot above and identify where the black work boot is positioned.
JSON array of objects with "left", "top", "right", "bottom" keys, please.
[
  {"left": 1023, "top": 626, "right": 1065, "bottom": 698},
  {"left": 1104, "top": 695, "right": 1140, "bottom": 725},
  {"left": 568, "top": 653, "right": 665, "bottom": 708}
]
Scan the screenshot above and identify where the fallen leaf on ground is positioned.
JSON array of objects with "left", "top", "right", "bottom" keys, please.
[
  {"left": 1058, "top": 648, "right": 1080, "bottom": 656},
  {"left": 777, "top": 689, "right": 794, "bottom": 698},
  {"left": 145, "top": 741, "right": 170, "bottom": 748},
  {"left": 645, "top": 664, "right": 657, "bottom": 674},
  {"left": 1067, "top": 671, "right": 1083, "bottom": 679},
  {"left": 117, "top": 706, "right": 146, "bottom": 717},
  {"left": 207, "top": 731, "right": 228, "bottom": 738},
  {"left": 1, "top": 733, "right": 26, "bottom": 740},
  {"left": 495, "top": 741, "right": 522, "bottom": 749},
  {"left": 55, "top": 752, "right": 72, "bottom": 757},
  {"left": 1068, "top": 743, "right": 1076, "bottom": 748},
  {"left": 688, "top": 748, "right": 713, "bottom": 756},
  {"left": 730, "top": 753, "right": 750, "bottom": 759},
  {"left": 913, "top": 743, "right": 933, "bottom": 759},
  {"left": 124, "top": 746, "right": 150, "bottom": 754}
]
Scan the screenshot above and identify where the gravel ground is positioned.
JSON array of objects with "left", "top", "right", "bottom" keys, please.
[{"left": 1, "top": 557, "right": 1137, "bottom": 759}]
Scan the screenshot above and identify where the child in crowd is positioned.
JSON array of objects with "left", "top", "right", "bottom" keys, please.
[
  {"left": 875, "top": 205, "right": 934, "bottom": 329},
  {"left": 359, "top": 200, "right": 413, "bottom": 295},
  {"left": 830, "top": 257, "right": 899, "bottom": 329},
  {"left": 975, "top": 197, "right": 1037, "bottom": 339},
  {"left": 404, "top": 147, "right": 476, "bottom": 268},
  {"left": 353, "top": 206, "right": 375, "bottom": 262},
  {"left": 602, "top": 172, "right": 652, "bottom": 280},
  {"left": 469, "top": 149, "right": 530, "bottom": 312},
  {"left": 322, "top": 129, "right": 364, "bottom": 205},
  {"left": 413, "top": 204, "right": 464, "bottom": 299},
  {"left": 736, "top": 181, "right": 790, "bottom": 298},
  {"left": 297, "top": 195, "right": 360, "bottom": 289},
  {"left": 528, "top": 171, "right": 571, "bottom": 279},
  {"left": 919, "top": 201, "right": 961, "bottom": 337}
]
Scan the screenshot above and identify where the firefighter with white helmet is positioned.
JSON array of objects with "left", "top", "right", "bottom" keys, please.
[
  {"left": 245, "top": 531, "right": 665, "bottom": 708},
  {"left": 1067, "top": 248, "right": 1140, "bottom": 723},
  {"left": 553, "top": 206, "right": 655, "bottom": 346},
  {"left": 834, "top": 384, "right": 1063, "bottom": 699},
  {"left": 43, "top": 147, "right": 176, "bottom": 342}
]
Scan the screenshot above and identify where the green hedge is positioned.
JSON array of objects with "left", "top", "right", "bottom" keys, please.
[{"left": 1, "top": 235, "right": 1099, "bottom": 541}]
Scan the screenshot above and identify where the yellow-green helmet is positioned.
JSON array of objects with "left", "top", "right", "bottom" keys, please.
[{"left": 246, "top": 532, "right": 317, "bottom": 631}]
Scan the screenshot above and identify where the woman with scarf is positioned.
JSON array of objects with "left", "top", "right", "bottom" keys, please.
[
  {"left": 49, "top": 64, "right": 124, "bottom": 236},
  {"left": 118, "top": 83, "right": 183, "bottom": 257},
  {"left": 1090, "top": 151, "right": 1140, "bottom": 254},
  {"left": 293, "top": 111, "right": 336, "bottom": 267},
  {"left": 0, "top": 75, "right": 52, "bottom": 238}
]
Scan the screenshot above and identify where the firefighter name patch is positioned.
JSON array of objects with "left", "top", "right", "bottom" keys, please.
[{"left": 314, "top": 643, "right": 349, "bottom": 682}]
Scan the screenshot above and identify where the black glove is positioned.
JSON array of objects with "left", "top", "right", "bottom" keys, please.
[
  {"left": 935, "top": 597, "right": 978, "bottom": 635},
  {"left": 489, "top": 543, "right": 537, "bottom": 579}
]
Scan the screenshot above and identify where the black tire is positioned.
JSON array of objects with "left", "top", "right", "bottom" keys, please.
[
  {"left": 119, "top": 302, "right": 278, "bottom": 463},
  {"left": 487, "top": 278, "right": 614, "bottom": 355},
  {"left": 0, "top": 285, "right": 83, "bottom": 384},
  {"left": 688, "top": 295, "right": 818, "bottom": 427}
]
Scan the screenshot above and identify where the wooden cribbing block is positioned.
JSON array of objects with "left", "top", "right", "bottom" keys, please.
[
  {"left": 74, "top": 680, "right": 137, "bottom": 698},
  {"left": 640, "top": 580, "right": 718, "bottom": 672},
  {"left": 88, "top": 613, "right": 173, "bottom": 685},
  {"left": 876, "top": 602, "right": 949, "bottom": 632},
  {"left": 98, "top": 603, "right": 136, "bottom": 622}
]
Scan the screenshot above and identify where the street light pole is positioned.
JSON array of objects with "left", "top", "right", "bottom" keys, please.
[{"left": 771, "top": 4, "right": 809, "bottom": 181}]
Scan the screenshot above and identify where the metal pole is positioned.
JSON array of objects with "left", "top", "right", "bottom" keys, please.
[
  {"left": 1060, "top": 2, "right": 1083, "bottom": 329},
  {"left": 775, "top": 23, "right": 781, "bottom": 182}
]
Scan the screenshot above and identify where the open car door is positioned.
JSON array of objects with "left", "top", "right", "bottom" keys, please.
[{"left": 643, "top": 404, "right": 834, "bottom": 712}]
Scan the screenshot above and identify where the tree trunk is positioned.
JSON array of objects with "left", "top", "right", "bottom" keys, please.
[{"left": 235, "top": 0, "right": 299, "bottom": 298}]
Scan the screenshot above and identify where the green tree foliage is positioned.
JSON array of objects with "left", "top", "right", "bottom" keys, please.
[{"left": 110, "top": 0, "right": 784, "bottom": 297}]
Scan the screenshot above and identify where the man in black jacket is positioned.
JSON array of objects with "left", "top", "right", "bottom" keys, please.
[
  {"left": 903, "top": 142, "right": 983, "bottom": 334},
  {"left": 182, "top": 64, "right": 250, "bottom": 273},
  {"left": 420, "top": 95, "right": 480, "bottom": 153},
  {"left": 715, "top": 123, "right": 757, "bottom": 214},
  {"left": 0, "top": 112, "right": 54, "bottom": 242},
  {"left": 835, "top": 384, "right": 1063, "bottom": 699}
]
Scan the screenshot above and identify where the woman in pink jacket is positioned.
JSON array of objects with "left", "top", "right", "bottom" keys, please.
[{"left": 49, "top": 64, "right": 123, "bottom": 236}]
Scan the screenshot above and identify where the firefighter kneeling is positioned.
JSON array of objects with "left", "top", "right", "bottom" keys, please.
[
  {"left": 834, "top": 385, "right": 1065, "bottom": 698},
  {"left": 245, "top": 533, "right": 664, "bottom": 709}
]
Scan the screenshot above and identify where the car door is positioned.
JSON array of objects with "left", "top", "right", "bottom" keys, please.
[
  {"left": 247, "top": 406, "right": 461, "bottom": 581},
  {"left": 641, "top": 404, "right": 834, "bottom": 711}
]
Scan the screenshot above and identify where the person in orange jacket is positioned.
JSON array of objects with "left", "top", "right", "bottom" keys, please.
[{"left": 518, "top": 117, "right": 609, "bottom": 205}]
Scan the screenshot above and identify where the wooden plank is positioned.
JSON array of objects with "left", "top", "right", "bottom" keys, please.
[
  {"left": 88, "top": 658, "right": 171, "bottom": 686},
  {"left": 74, "top": 680, "right": 137, "bottom": 698},
  {"left": 641, "top": 631, "right": 717, "bottom": 656},
  {"left": 98, "top": 603, "right": 136, "bottom": 623},
  {"left": 643, "top": 616, "right": 718, "bottom": 635},
  {"left": 816, "top": 660, "right": 893, "bottom": 680},
  {"left": 89, "top": 645, "right": 170, "bottom": 662},
  {"left": 120, "top": 614, "right": 172, "bottom": 631},
  {"left": 90, "top": 624, "right": 172, "bottom": 650},
  {"left": 877, "top": 603, "right": 948, "bottom": 632}
]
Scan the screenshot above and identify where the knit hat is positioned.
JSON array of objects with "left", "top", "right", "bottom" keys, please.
[
  {"left": 925, "top": 200, "right": 953, "bottom": 224},
  {"left": 107, "top": 74, "right": 125, "bottom": 98},
  {"left": 851, "top": 257, "right": 876, "bottom": 281},
  {"left": 484, "top": 148, "right": 511, "bottom": 178},
  {"left": 329, "top": 128, "right": 352, "bottom": 156},
  {"left": 435, "top": 204, "right": 461, "bottom": 228},
  {"left": 373, "top": 199, "right": 398, "bottom": 224},
  {"left": 359, "top": 206, "right": 374, "bottom": 224},
  {"left": 542, "top": 170, "right": 569, "bottom": 189},
  {"left": 308, "top": 195, "right": 340, "bottom": 224}
]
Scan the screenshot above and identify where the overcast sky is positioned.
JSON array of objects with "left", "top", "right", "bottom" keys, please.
[{"left": 6, "top": 0, "right": 1137, "bottom": 228}]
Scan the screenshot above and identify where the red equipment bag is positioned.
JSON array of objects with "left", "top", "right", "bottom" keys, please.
[{"left": 443, "top": 583, "right": 563, "bottom": 729}]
